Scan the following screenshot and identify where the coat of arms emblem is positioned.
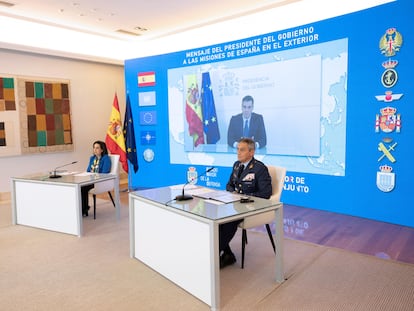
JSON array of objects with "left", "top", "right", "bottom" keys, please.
[
  {"left": 375, "top": 107, "right": 401, "bottom": 133},
  {"left": 376, "top": 165, "right": 395, "bottom": 192},
  {"left": 187, "top": 166, "right": 198, "bottom": 184}
]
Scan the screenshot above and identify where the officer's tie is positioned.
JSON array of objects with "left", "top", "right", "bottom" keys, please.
[{"left": 237, "top": 164, "right": 244, "bottom": 178}]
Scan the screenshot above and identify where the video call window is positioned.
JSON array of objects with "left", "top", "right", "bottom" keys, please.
[{"left": 168, "top": 38, "right": 348, "bottom": 176}]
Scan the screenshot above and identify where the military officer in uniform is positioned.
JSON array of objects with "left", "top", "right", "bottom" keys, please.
[{"left": 219, "top": 137, "right": 272, "bottom": 268}]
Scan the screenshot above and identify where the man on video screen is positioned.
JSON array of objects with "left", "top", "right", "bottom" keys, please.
[{"left": 227, "top": 95, "right": 266, "bottom": 149}]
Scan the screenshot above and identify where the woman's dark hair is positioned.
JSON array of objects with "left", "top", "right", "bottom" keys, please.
[{"left": 93, "top": 140, "right": 108, "bottom": 155}]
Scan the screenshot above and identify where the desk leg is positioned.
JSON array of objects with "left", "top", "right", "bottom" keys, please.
[
  {"left": 129, "top": 197, "right": 135, "bottom": 258},
  {"left": 274, "top": 205, "right": 284, "bottom": 282},
  {"left": 11, "top": 179, "right": 17, "bottom": 225},
  {"left": 76, "top": 185, "right": 83, "bottom": 237},
  {"left": 114, "top": 176, "right": 121, "bottom": 220},
  {"left": 210, "top": 222, "right": 220, "bottom": 310}
]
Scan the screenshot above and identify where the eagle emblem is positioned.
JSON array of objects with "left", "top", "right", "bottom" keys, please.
[{"left": 379, "top": 28, "right": 403, "bottom": 57}]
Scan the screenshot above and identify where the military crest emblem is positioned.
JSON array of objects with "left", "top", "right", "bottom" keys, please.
[
  {"left": 187, "top": 166, "right": 198, "bottom": 184},
  {"left": 143, "top": 148, "right": 154, "bottom": 162},
  {"left": 377, "top": 140, "right": 397, "bottom": 163},
  {"left": 379, "top": 28, "right": 403, "bottom": 57},
  {"left": 375, "top": 90, "right": 403, "bottom": 102},
  {"left": 375, "top": 107, "right": 401, "bottom": 133},
  {"left": 376, "top": 165, "right": 395, "bottom": 192},
  {"left": 381, "top": 59, "right": 398, "bottom": 88}
]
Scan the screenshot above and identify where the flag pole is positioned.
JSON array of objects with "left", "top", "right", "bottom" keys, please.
[{"left": 128, "top": 168, "right": 132, "bottom": 192}]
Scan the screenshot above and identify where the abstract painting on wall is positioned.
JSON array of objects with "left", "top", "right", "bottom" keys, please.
[{"left": 0, "top": 75, "right": 73, "bottom": 157}]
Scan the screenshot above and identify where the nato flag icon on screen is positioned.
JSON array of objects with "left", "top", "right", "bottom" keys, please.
[{"left": 140, "top": 131, "right": 156, "bottom": 145}]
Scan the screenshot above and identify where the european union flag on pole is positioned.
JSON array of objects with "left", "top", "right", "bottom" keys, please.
[
  {"left": 201, "top": 72, "right": 220, "bottom": 144},
  {"left": 123, "top": 94, "right": 138, "bottom": 173}
]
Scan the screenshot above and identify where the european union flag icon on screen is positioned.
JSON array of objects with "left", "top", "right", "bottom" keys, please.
[
  {"left": 139, "top": 111, "right": 157, "bottom": 125},
  {"left": 140, "top": 131, "right": 156, "bottom": 145}
]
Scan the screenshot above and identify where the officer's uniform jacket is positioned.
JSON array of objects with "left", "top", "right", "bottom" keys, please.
[{"left": 226, "top": 157, "right": 272, "bottom": 199}]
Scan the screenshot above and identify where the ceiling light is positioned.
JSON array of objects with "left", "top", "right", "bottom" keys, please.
[
  {"left": 134, "top": 26, "right": 148, "bottom": 32},
  {"left": 0, "top": 1, "right": 15, "bottom": 7},
  {"left": 116, "top": 29, "right": 141, "bottom": 37}
]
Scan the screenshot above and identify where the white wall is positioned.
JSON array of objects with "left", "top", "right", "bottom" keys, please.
[
  {"left": 0, "top": 49, "right": 125, "bottom": 194},
  {"left": 0, "top": 1, "right": 393, "bottom": 63},
  {"left": 123, "top": 0, "right": 394, "bottom": 60}
]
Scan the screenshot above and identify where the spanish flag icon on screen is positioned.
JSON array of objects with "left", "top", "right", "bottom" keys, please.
[{"left": 138, "top": 71, "right": 156, "bottom": 87}]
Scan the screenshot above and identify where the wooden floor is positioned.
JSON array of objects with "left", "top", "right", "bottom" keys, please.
[
  {"left": 282, "top": 204, "right": 414, "bottom": 265},
  {"left": 119, "top": 191, "right": 414, "bottom": 265}
]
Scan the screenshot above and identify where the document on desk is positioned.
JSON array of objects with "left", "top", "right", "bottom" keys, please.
[
  {"left": 191, "top": 189, "right": 242, "bottom": 204},
  {"left": 74, "top": 172, "right": 96, "bottom": 176},
  {"left": 59, "top": 171, "right": 78, "bottom": 176}
]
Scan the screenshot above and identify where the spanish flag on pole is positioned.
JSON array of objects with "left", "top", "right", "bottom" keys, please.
[{"left": 105, "top": 93, "right": 128, "bottom": 172}]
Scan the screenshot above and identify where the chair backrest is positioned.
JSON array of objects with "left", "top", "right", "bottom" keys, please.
[
  {"left": 108, "top": 154, "right": 120, "bottom": 176},
  {"left": 239, "top": 165, "right": 287, "bottom": 229},
  {"left": 91, "top": 154, "right": 120, "bottom": 194},
  {"left": 267, "top": 165, "right": 286, "bottom": 201}
]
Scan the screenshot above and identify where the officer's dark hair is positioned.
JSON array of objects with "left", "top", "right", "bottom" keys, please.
[{"left": 238, "top": 137, "right": 255, "bottom": 151}]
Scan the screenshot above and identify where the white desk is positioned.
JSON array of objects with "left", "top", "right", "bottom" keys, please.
[
  {"left": 129, "top": 186, "right": 284, "bottom": 311},
  {"left": 11, "top": 172, "right": 120, "bottom": 237}
]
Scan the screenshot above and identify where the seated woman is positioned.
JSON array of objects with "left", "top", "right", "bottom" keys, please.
[{"left": 81, "top": 140, "right": 111, "bottom": 217}]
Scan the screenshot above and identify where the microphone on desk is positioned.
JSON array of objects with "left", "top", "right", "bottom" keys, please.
[
  {"left": 49, "top": 161, "right": 78, "bottom": 179},
  {"left": 175, "top": 166, "right": 215, "bottom": 201}
]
